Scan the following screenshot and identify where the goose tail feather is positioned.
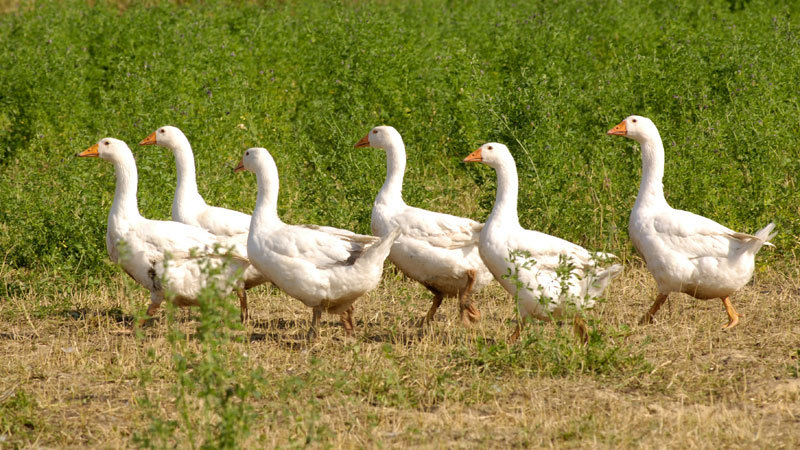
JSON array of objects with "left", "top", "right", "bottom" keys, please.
[{"left": 355, "top": 228, "right": 401, "bottom": 270}]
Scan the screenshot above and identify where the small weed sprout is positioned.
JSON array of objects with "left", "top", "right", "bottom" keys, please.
[
  {"left": 554, "top": 253, "right": 581, "bottom": 315},
  {"left": 501, "top": 248, "right": 623, "bottom": 347},
  {"left": 454, "top": 248, "right": 647, "bottom": 377},
  {"left": 502, "top": 249, "right": 586, "bottom": 319},
  {"left": 502, "top": 248, "right": 537, "bottom": 310},
  {"left": 134, "top": 245, "right": 261, "bottom": 449}
]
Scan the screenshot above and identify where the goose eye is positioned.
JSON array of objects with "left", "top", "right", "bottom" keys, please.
[
  {"left": 245, "top": 151, "right": 250, "bottom": 156},
  {"left": 372, "top": 130, "right": 378, "bottom": 134},
  {"left": 632, "top": 119, "right": 637, "bottom": 123},
  {"left": 103, "top": 140, "right": 109, "bottom": 146},
  {"left": 487, "top": 145, "right": 493, "bottom": 150},
  {"left": 159, "top": 129, "right": 165, "bottom": 133}
]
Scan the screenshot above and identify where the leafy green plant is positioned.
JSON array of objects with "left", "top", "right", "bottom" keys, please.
[
  {"left": 502, "top": 249, "right": 590, "bottom": 325},
  {"left": 477, "top": 247, "right": 643, "bottom": 376},
  {"left": 1, "top": 0, "right": 798, "bottom": 300},
  {"left": 133, "top": 247, "right": 262, "bottom": 449},
  {"left": 451, "top": 324, "right": 650, "bottom": 378}
]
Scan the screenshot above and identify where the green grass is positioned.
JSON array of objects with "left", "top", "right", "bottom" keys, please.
[
  {"left": 133, "top": 252, "right": 261, "bottom": 449},
  {"left": 450, "top": 323, "right": 650, "bottom": 378},
  {"left": 1, "top": 0, "right": 799, "bottom": 287},
  {"left": 0, "top": 389, "right": 42, "bottom": 443},
  {"left": 2, "top": 2, "right": 800, "bottom": 445}
]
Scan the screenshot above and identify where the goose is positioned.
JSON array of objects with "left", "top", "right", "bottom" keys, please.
[
  {"left": 463, "top": 143, "right": 623, "bottom": 342},
  {"left": 355, "top": 126, "right": 493, "bottom": 326},
  {"left": 236, "top": 147, "right": 399, "bottom": 339},
  {"left": 607, "top": 115, "right": 776, "bottom": 329},
  {"left": 139, "top": 126, "right": 251, "bottom": 236},
  {"left": 77, "top": 138, "right": 250, "bottom": 322},
  {"left": 139, "top": 125, "right": 270, "bottom": 318}
]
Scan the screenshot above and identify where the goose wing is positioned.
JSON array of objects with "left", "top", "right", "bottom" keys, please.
[
  {"left": 389, "top": 206, "right": 482, "bottom": 250},
  {"left": 265, "top": 225, "right": 374, "bottom": 269},
  {"left": 195, "top": 206, "right": 251, "bottom": 237},
  {"left": 652, "top": 209, "right": 744, "bottom": 260}
]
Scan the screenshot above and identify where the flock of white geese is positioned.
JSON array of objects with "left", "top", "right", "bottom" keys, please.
[{"left": 77, "top": 115, "right": 776, "bottom": 340}]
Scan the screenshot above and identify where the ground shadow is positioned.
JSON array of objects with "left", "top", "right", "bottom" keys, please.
[{"left": 62, "top": 307, "right": 135, "bottom": 326}]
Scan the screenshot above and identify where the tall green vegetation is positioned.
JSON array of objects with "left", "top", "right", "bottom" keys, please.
[
  {"left": 1, "top": 0, "right": 798, "bottom": 290},
  {"left": 134, "top": 250, "right": 261, "bottom": 448}
]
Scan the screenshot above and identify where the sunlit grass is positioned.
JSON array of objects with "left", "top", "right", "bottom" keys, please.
[
  {"left": 1, "top": 0, "right": 798, "bottom": 287},
  {"left": 1, "top": 0, "right": 800, "bottom": 447}
]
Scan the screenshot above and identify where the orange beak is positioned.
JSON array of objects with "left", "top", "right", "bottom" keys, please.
[
  {"left": 462, "top": 148, "right": 483, "bottom": 163},
  {"left": 607, "top": 120, "right": 627, "bottom": 136},
  {"left": 139, "top": 131, "right": 157, "bottom": 146},
  {"left": 77, "top": 143, "right": 99, "bottom": 158},
  {"left": 234, "top": 159, "right": 245, "bottom": 173},
  {"left": 354, "top": 133, "right": 371, "bottom": 148}
]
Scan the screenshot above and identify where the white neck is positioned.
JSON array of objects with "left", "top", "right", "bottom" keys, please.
[
  {"left": 109, "top": 152, "right": 143, "bottom": 226},
  {"left": 634, "top": 132, "right": 669, "bottom": 210},
  {"left": 250, "top": 160, "right": 282, "bottom": 232},
  {"left": 169, "top": 135, "right": 206, "bottom": 217},
  {"left": 376, "top": 135, "right": 407, "bottom": 207},
  {"left": 487, "top": 156, "right": 520, "bottom": 229}
]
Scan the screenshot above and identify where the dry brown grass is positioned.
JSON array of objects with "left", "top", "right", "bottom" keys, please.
[{"left": 1, "top": 262, "right": 799, "bottom": 448}]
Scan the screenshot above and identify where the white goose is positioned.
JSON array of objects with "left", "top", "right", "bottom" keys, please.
[
  {"left": 237, "top": 147, "right": 399, "bottom": 339},
  {"left": 139, "top": 126, "right": 270, "bottom": 319},
  {"left": 139, "top": 126, "right": 251, "bottom": 235},
  {"left": 464, "top": 143, "right": 623, "bottom": 342},
  {"left": 607, "top": 116, "right": 776, "bottom": 329},
  {"left": 77, "top": 138, "right": 250, "bottom": 322},
  {"left": 355, "top": 126, "right": 493, "bottom": 325}
]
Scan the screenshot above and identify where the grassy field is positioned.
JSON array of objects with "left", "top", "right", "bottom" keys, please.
[{"left": 2, "top": 0, "right": 800, "bottom": 447}]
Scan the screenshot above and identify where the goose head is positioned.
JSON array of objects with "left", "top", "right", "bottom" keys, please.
[
  {"left": 77, "top": 138, "right": 132, "bottom": 163},
  {"left": 607, "top": 115, "right": 659, "bottom": 144},
  {"left": 234, "top": 147, "right": 273, "bottom": 174},
  {"left": 462, "top": 142, "right": 512, "bottom": 169},
  {"left": 354, "top": 125, "right": 403, "bottom": 150},
  {"left": 139, "top": 125, "right": 188, "bottom": 150}
]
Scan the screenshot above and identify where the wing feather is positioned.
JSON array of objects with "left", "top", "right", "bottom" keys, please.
[
  {"left": 387, "top": 206, "right": 482, "bottom": 250},
  {"left": 652, "top": 210, "right": 742, "bottom": 259},
  {"left": 196, "top": 206, "right": 251, "bottom": 237},
  {"left": 262, "top": 225, "right": 375, "bottom": 269}
]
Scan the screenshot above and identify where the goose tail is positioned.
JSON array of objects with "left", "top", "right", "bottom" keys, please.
[
  {"left": 741, "top": 222, "right": 777, "bottom": 255},
  {"left": 355, "top": 228, "right": 401, "bottom": 270},
  {"left": 586, "top": 263, "right": 624, "bottom": 299}
]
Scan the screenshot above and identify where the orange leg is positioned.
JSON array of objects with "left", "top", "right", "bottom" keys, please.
[
  {"left": 458, "top": 270, "right": 481, "bottom": 325},
  {"left": 237, "top": 289, "right": 249, "bottom": 323},
  {"left": 419, "top": 292, "right": 444, "bottom": 327},
  {"left": 721, "top": 296, "right": 742, "bottom": 330},
  {"left": 508, "top": 323, "right": 522, "bottom": 344},
  {"left": 573, "top": 315, "right": 589, "bottom": 344},
  {"left": 508, "top": 319, "right": 525, "bottom": 344},
  {"left": 639, "top": 293, "right": 669, "bottom": 325},
  {"left": 340, "top": 305, "right": 355, "bottom": 336},
  {"left": 137, "top": 302, "right": 162, "bottom": 328}
]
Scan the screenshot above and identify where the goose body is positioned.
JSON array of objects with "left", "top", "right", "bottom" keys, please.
[
  {"left": 464, "top": 143, "right": 622, "bottom": 341},
  {"left": 238, "top": 147, "right": 398, "bottom": 338},
  {"left": 77, "top": 139, "right": 249, "bottom": 320},
  {"left": 608, "top": 116, "right": 775, "bottom": 328},
  {"left": 355, "top": 126, "right": 493, "bottom": 325},
  {"left": 140, "top": 126, "right": 270, "bottom": 311}
]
